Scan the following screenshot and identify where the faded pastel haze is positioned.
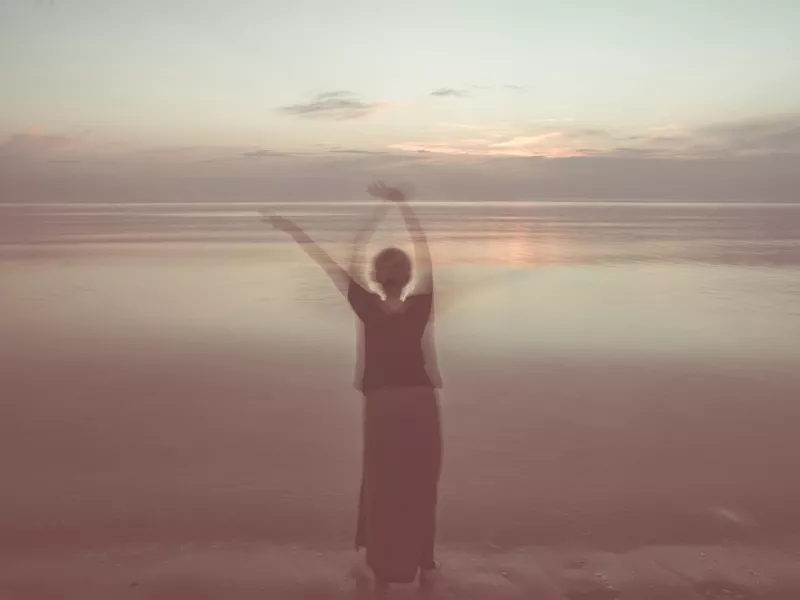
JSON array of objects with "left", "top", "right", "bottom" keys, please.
[
  {"left": 2, "top": 0, "right": 800, "bottom": 202},
  {"left": 2, "top": 1, "right": 800, "bottom": 599}
]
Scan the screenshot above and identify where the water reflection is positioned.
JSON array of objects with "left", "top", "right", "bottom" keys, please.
[
  {"left": 3, "top": 198, "right": 800, "bottom": 570},
  {"left": 1, "top": 200, "right": 799, "bottom": 366},
  {"left": 2, "top": 201, "right": 799, "bottom": 268}
]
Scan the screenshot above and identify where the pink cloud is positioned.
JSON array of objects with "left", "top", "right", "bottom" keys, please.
[
  {"left": 1, "top": 131, "right": 82, "bottom": 158},
  {"left": 389, "top": 131, "right": 586, "bottom": 158},
  {"left": 489, "top": 133, "right": 562, "bottom": 148},
  {"left": 487, "top": 133, "right": 572, "bottom": 156}
]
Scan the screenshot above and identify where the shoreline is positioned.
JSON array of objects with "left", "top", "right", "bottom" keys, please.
[{"left": 3, "top": 541, "right": 800, "bottom": 599}]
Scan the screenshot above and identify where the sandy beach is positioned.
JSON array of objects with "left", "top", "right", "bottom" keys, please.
[
  {"left": 4, "top": 541, "right": 800, "bottom": 599},
  {"left": 2, "top": 201, "right": 800, "bottom": 597},
  {"left": 4, "top": 0, "right": 800, "bottom": 594}
]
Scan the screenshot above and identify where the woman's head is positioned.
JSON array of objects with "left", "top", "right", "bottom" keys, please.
[{"left": 372, "top": 247, "right": 412, "bottom": 294}]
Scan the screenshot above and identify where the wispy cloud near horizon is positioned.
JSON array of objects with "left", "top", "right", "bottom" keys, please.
[
  {"left": 0, "top": 131, "right": 82, "bottom": 159},
  {"left": 240, "top": 149, "right": 296, "bottom": 159},
  {"left": 430, "top": 88, "right": 470, "bottom": 98},
  {"left": 388, "top": 114, "right": 800, "bottom": 160},
  {"left": 4, "top": 114, "right": 799, "bottom": 167},
  {"left": 279, "top": 91, "right": 392, "bottom": 120},
  {"left": 3, "top": 113, "right": 799, "bottom": 203}
]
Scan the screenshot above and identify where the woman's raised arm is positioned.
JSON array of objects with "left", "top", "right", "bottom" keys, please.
[
  {"left": 347, "top": 203, "right": 391, "bottom": 288},
  {"left": 367, "top": 182, "right": 433, "bottom": 296},
  {"left": 260, "top": 211, "right": 350, "bottom": 296},
  {"left": 260, "top": 203, "right": 390, "bottom": 297}
]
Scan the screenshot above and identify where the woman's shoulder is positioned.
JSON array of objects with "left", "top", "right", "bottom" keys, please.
[
  {"left": 348, "top": 278, "right": 381, "bottom": 320},
  {"left": 405, "top": 291, "right": 434, "bottom": 318},
  {"left": 348, "top": 278, "right": 378, "bottom": 296}
]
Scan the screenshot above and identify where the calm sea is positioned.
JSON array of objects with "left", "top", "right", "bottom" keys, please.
[{"left": 1, "top": 200, "right": 799, "bottom": 550}]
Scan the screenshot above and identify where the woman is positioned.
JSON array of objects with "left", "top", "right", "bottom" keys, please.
[{"left": 261, "top": 182, "right": 442, "bottom": 596}]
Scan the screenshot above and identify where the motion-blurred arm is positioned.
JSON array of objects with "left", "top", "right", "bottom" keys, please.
[
  {"left": 260, "top": 211, "right": 351, "bottom": 296},
  {"left": 348, "top": 203, "right": 391, "bottom": 288},
  {"left": 260, "top": 204, "right": 390, "bottom": 298},
  {"left": 367, "top": 182, "right": 433, "bottom": 296}
]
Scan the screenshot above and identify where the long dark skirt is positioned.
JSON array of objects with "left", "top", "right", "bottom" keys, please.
[{"left": 355, "top": 385, "right": 442, "bottom": 584}]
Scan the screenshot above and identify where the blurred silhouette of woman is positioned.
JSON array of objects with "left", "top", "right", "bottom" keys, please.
[{"left": 261, "top": 182, "right": 442, "bottom": 596}]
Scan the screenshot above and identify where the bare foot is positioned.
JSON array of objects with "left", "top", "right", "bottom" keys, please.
[
  {"left": 351, "top": 555, "right": 375, "bottom": 599},
  {"left": 374, "top": 578, "right": 389, "bottom": 598},
  {"left": 419, "top": 562, "right": 441, "bottom": 594}
]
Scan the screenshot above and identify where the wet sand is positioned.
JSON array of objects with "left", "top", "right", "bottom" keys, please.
[
  {"left": 3, "top": 339, "right": 800, "bottom": 548},
  {"left": 2, "top": 201, "right": 799, "bottom": 597},
  {"left": 4, "top": 542, "right": 800, "bottom": 598}
]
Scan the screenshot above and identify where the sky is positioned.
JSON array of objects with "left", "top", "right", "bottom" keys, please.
[{"left": 1, "top": 0, "right": 799, "bottom": 202}]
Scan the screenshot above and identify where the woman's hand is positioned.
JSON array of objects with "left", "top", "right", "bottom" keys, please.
[
  {"left": 258, "top": 208, "right": 348, "bottom": 296},
  {"left": 367, "top": 181, "right": 410, "bottom": 203},
  {"left": 259, "top": 209, "right": 300, "bottom": 234}
]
